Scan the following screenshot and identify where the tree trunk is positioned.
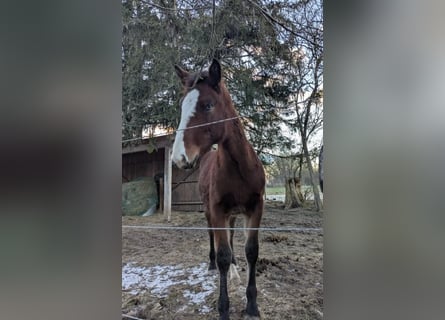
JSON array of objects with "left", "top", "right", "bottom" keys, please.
[
  {"left": 302, "top": 139, "right": 323, "bottom": 211},
  {"left": 295, "top": 177, "right": 304, "bottom": 203},
  {"left": 298, "top": 154, "right": 304, "bottom": 183},
  {"left": 319, "top": 145, "right": 324, "bottom": 193},
  {"left": 284, "top": 177, "right": 303, "bottom": 209}
]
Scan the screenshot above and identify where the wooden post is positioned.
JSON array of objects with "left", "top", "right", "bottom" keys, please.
[
  {"left": 159, "top": 178, "right": 164, "bottom": 213},
  {"left": 163, "top": 145, "right": 172, "bottom": 222}
]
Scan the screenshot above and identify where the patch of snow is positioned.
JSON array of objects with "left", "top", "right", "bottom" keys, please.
[
  {"left": 265, "top": 194, "right": 285, "bottom": 202},
  {"left": 122, "top": 262, "right": 217, "bottom": 314},
  {"left": 199, "top": 305, "right": 212, "bottom": 313}
]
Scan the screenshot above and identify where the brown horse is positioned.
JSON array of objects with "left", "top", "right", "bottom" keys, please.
[{"left": 172, "top": 59, "right": 265, "bottom": 320}]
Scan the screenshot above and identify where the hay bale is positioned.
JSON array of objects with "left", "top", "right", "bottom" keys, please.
[{"left": 122, "top": 177, "right": 158, "bottom": 216}]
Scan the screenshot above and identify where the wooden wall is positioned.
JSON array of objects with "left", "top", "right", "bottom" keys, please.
[
  {"left": 122, "top": 147, "right": 203, "bottom": 212},
  {"left": 122, "top": 150, "right": 164, "bottom": 182},
  {"left": 172, "top": 167, "right": 204, "bottom": 212}
]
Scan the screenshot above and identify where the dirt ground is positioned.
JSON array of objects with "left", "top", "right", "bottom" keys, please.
[{"left": 122, "top": 202, "right": 323, "bottom": 320}]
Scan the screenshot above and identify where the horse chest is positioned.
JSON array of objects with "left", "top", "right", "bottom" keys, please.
[{"left": 217, "top": 189, "right": 262, "bottom": 214}]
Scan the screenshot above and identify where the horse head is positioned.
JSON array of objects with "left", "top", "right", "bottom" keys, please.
[{"left": 172, "top": 59, "right": 229, "bottom": 169}]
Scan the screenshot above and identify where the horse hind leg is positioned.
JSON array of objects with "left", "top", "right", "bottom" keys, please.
[
  {"left": 228, "top": 216, "right": 240, "bottom": 284},
  {"left": 229, "top": 216, "right": 237, "bottom": 265},
  {"left": 208, "top": 229, "right": 217, "bottom": 272},
  {"left": 207, "top": 211, "right": 217, "bottom": 271}
]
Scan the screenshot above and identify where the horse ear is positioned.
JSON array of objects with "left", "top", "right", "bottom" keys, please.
[
  {"left": 208, "top": 59, "right": 221, "bottom": 89},
  {"left": 174, "top": 65, "right": 189, "bottom": 85}
]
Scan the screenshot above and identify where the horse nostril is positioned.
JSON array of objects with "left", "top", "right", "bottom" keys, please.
[
  {"left": 183, "top": 161, "right": 190, "bottom": 169},
  {"left": 172, "top": 155, "right": 189, "bottom": 169},
  {"left": 173, "top": 154, "right": 196, "bottom": 169}
]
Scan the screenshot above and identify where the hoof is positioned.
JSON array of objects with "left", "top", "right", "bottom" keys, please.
[
  {"left": 242, "top": 307, "right": 260, "bottom": 320},
  {"left": 208, "top": 263, "right": 217, "bottom": 271},
  {"left": 243, "top": 311, "right": 260, "bottom": 320}
]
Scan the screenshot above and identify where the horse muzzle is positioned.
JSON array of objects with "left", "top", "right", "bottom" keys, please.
[{"left": 173, "top": 154, "right": 198, "bottom": 170}]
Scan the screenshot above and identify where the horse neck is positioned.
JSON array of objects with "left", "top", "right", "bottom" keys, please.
[{"left": 218, "top": 106, "right": 257, "bottom": 174}]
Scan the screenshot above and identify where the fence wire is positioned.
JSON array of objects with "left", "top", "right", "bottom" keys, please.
[
  {"left": 122, "top": 314, "right": 144, "bottom": 320},
  {"left": 122, "top": 115, "right": 243, "bottom": 143},
  {"left": 122, "top": 225, "right": 322, "bottom": 233}
]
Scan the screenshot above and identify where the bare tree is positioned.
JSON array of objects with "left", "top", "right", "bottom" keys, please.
[
  {"left": 249, "top": 0, "right": 323, "bottom": 210},
  {"left": 287, "top": 1, "right": 324, "bottom": 211},
  {"left": 273, "top": 155, "right": 304, "bottom": 209}
]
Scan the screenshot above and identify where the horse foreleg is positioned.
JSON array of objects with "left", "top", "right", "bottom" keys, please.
[
  {"left": 243, "top": 206, "right": 263, "bottom": 319},
  {"left": 213, "top": 215, "right": 232, "bottom": 320},
  {"left": 244, "top": 230, "right": 260, "bottom": 319}
]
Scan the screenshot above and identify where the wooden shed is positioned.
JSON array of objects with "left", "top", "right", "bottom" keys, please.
[{"left": 122, "top": 134, "right": 204, "bottom": 218}]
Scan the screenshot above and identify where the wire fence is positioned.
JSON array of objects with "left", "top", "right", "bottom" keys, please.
[
  {"left": 122, "top": 314, "right": 144, "bottom": 320},
  {"left": 122, "top": 224, "right": 322, "bottom": 233},
  {"left": 122, "top": 114, "right": 253, "bottom": 144},
  {"left": 121, "top": 105, "right": 288, "bottom": 144}
]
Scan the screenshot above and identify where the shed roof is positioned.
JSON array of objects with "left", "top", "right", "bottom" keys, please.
[{"left": 122, "top": 134, "right": 174, "bottom": 155}]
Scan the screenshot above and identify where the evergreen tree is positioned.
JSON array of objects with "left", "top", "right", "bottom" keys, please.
[{"left": 122, "top": 0, "right": 323, "bottom": 210}]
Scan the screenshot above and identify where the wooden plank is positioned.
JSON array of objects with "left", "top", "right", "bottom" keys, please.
[
  {"left": 122, "top": 134, "right": 174, "bottom": 154},
  {"left": 172, "top": 201, "right": 204, "bottom": 205},
  {"left": 122, "top": 143, "right": 150, "bottom": 155},
  {"left": 172, "top": 180, "right": 199, "bottom": 185},
  {"left": 163, "top": 146, "right": 172, "bottom": 222}
]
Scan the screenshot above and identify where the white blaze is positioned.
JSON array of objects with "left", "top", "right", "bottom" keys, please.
[{"left": 172, "top": 89, "right": 200, "bottom": 165}]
